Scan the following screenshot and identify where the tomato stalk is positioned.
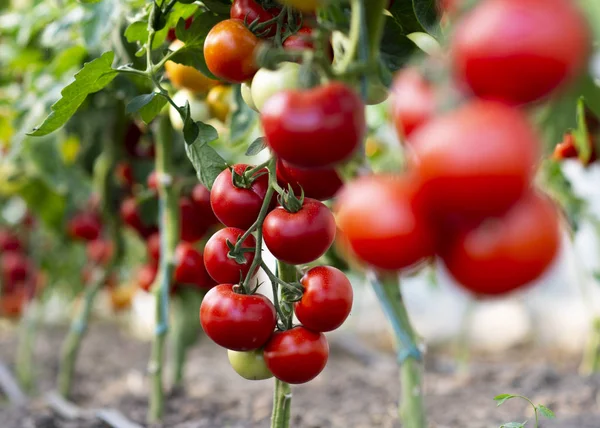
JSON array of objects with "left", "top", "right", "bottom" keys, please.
[
  {"left": 368, "top": 272, "right": 427, "bottom": 428},
  {"left": 15, "top": 299, "right": 39, "bottom": 392},
  {"left": 148, "top": 113, "right": 179, "bottom": 423},
  {"left": 171, "top": 289, "right": 203, "bottom": 388},
  {"left": 580, "top": 317, "right": 600, "bottom": 374}
]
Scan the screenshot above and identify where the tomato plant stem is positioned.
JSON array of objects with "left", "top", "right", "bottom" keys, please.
[
  {"left": 148, "top": 114, "right": 179, "bottom": 423},
  {"left": 15, "top": 300, "right": 39, "bottom": 392},
  {"left": 580, "top": 316, "right": 600, "bottom": 374},
  {"left": 369, "top": 272, "right": 426, "bottom": 428}
]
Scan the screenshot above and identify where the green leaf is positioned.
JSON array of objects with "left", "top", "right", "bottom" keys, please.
[
  {"left": 126, "top": 93, "right": 168, "bottom": 124},
  {"left": 500, "top": 422, "right": 527, "bottom": 428},
  {"left": 50, "top": 45, "right": 88, "bottom": 77},
  {"left": 380, "top": 16, "right": 419, "bottom": 76},
  {"left": 537, "top": 405, "right": 556, "bottom": 419},
  {"left": 124, "top": 21, "right": 148, "bottom": 44},
  {"left": 28, "top": 51, "right": 118, "bottom": 137},
  {"left": 185, "top": 142, "right": 227, "bottom": 189},
  {"left": 200, "top": 0, "right": 232, "bottom": 14},
  {"left": 388, "top": 0, "right": 441, "bottom": 38},
  {"left": 246, "top": 137, "right": 267, "bottom": 156},
  {"left": 494, "top": 394, "right": 515, "bottom": 407},
  {"left": 573, "top": 98, "right": 592, "bottom": 163},
  {"left": 230, "top": 85, "right": 258, "bottom": 143}
]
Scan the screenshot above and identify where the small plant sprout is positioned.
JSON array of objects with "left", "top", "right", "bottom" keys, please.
[{"left": 494, "top": 393, "right": 556, "bottom": 428}]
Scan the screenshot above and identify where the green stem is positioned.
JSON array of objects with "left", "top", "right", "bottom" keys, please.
[
  {"left": 15, "top": 300, "right": 39, "bottom": 392},
  {"left": 369, "top": 272, "right": 426, "bottom": 428},
  {"left": 580, "top": 317, "right": 600, "bottom": 374},
  {"left": 147, "top": 114, "right": 179, "bottom": 424},
  {"left": 336, "top": 0, "right": 363, "bottom": 73}
]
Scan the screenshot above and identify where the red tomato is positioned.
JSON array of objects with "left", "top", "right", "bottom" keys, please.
[
  {"left": 120, "top": 197, "right": 158, "bottom": 239},
  {"left": 440, "top": 191, "right": 561, "bottom": 296},
  {"left": 335, "top": 174, "right": 436, "bottom": 271},
  {"left": 283, "top": 27, "right": 333, "bottom": 61},
  {"left": 204, "top": 19, "right": 260, "bottom": 83},
  {"left": 262, "top": 83, "right": 365, "bottom": 168},
  {"left": 0, "top": 289, "right": 28, "bottom": 319},
  {"left": 137, "top": 263, "right": 158, "bottom": 292},
  {"left": 0, "top": 229, "right": 22, "bottom": 253},
  {"left": 231, "top": 0, "right": 279, "bottom": 37},
  {"left": 295, "top": 266, "right": 353, "bottom": 332},
  {"left": 391, "top": 67, "right": 435, "bottom": 141},
  {"left": 200, "top": 284, "right": 276, "bottom": 351},
  {"left": 1, "top": 253, "right": 30, "bottom": 286},
  {"left": 210, "top": 164, "right": 271, "bottom": 230},
  {"left": 167, "top": 16, "right": 193, "bottom": 42},
  {"left": 86, "top": 239, "right": 113, "bottom": 266},
  {"left": 67, "top": 212, "right": 102, "bottom": 241},
  {"left": 180, "top": 197, "right": 212, "bottom": 243},
  {"left": 115, "top": 162, "right": 134, "bottom": 189},
  {"left": 146, "top": 233, "right": 160, "bottom": 265},
  {"left": 410, "top": 101, "right": 540, "bottom": 219},
  {"left": 262, "top": 198, "right": 336, "bottom": 265},
  {"left": 451, "top": 0, "right": 590, "bottom": 105},
  {"left": 263, "top": 326, "right": 329, "bottom": 384},
  {"left": 204, "top": 227, "right": 256, "bottom": 284},
  {"left": 174, "top": 242, "right": 216, "bottom": 290},
  {"left": 147, "top": 171, "right": 158, "bottom": 191},
  {"left": 191, "top": 183, "right": 220, "bottom": 227},
  {"left": 276, "top": 159, "right": 343, "bottom": 201}
]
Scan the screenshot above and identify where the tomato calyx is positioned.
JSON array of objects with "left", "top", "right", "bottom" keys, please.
[
  {"left": 277, "top": 185, "right": 305, "bottom": 213},
  {"left": 225, "top": 236, "right": 256, "bottom": 265},
  {"left": 231, "top": 164, "right": 268, "bottom": 189}
]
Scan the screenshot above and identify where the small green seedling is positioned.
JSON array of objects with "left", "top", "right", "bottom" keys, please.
[{"left": 494, "top": 394, "right": 556, "bottom": 428}]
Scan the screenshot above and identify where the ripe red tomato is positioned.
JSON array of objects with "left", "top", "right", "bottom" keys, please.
[
  {"left": 204, "top": 19, "right": 260, "bottom": 83},
  {"left": 451, "top": 0, "right": 590, "bottom": 105},
  {"left": 0, "top": 229, "right": 22, "bottom": 253},
  {"left": 276, "top": 159, "right": 343, "bottom": 201},
  {"left": 174, "top": 242, "right": 216, "bottom": 290},
  {"left": 263, "top": 326, "right": 329, "bottom": 384},
  {"left": 191, "top": 183, "right": 219, "bottom": 227},
  {"left": 67, "top": 212, "right": 102, "bottom": 241},
  {"left": 231, "top": 0, "right": 279, "bottom": 37},
  {"left": 410, "top": 101, "right": 540, "bottom": 219},
  {"left": 200, "top": 284, "right": 276, "bottom": 351},
  {"left": 391, "top": 67, "right": 435, "bottom": 141},
  {"left": 137, "top": 263, "right": 158, "bottom": 292},
  {"left": 120, "top": 197, "right": 157, "bottom": 239},
  {"left": 440, "top": 191, "right": 561, "bottom": 296},
  {"left": 86, "top": 239, "right": 113, "bottom": 266},
  {"left": 146, "top": 233, "right": 160, "bottom": 265},
  {"left": 295, "top": 266, "right": 353, "bottom": 332},
  {"left": 262, "top": 82, "right": 365, "bottom": 168},
  {"left": 204, "top": 227, "right": 256, "bottom": 284},
  {"left": 283, "top": 27, "right": 333, "bottom": 61},
  {"left": 263, "top": 198, "right": 336, "bottom": 265},
  {"left": 335, "top": 174, "right": 436, "bottom": 271},
  {"left": 210, "top": 164, "right": 271, "bottom": 230},
  {"left": 180, "top": 197, "right": 212, "bottom": 243},
  {"left": 1, "top": 253, "right": 30, "bottom": 285}
]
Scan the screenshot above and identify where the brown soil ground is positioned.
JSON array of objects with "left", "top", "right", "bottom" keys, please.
[{"left": 0, "top": 324, "right": 599, "bottom": 427}]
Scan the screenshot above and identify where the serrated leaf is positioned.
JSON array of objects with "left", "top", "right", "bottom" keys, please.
[
  {"left": 537, "top": 405, "right": 556, "bottom": 419},
  {"left": 500, "top": 422, "right": 526, "bottom": 428},
  {"left": 230, "top": 85, "right": 258, "bottom": 143},
  {"left": 494, "top": 394, "right": 514, "bottom": 406},
  {"left": 185, "top": 142, "right": 227, "bottom": 189},
  {"left": 127, "top": 93, "right": 168, "bottom": 124},
  {"left": 28, "top": 51, "right": 118, "bottom": 137},
  {"left": 246, "top": 137, "right": 267, "bottom": 156}
]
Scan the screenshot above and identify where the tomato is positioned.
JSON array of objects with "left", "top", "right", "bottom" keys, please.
[
  {"left": 276, "top": 0, "right": 320, "bottom": 13},
  {"left": 241, "top": 82, "right": 258, "bottom": 111},
  {"left": 250, "top": 62, "right": 302, "bottom": 111},
  {"left": 86, "top": 239, "right": 113, "bottom": 266},
  {"left": 335, "top": 174, "right": 435, "bottom": 271},
  {"left": 0, "top": 289, "right": 28, "bottom": 319},
  {"left": 115, "top": 162, "right": 134, "bottom": 190},
  {"left": 410, "top": 101, "right": 540, "bottom": 219},
  {"left": 276, "top": 159, "right": 343, "bottom": 201},
  {"left": 169, "top": 90, "right": 211, "bottom": 131},
  {"left": 167, "top": 16, "right": 193, "bottom": 42},
  {"left": 109, "top": 284, "right": 136, "bottom": 312},
  {"left": 200, "top": 284, "right": 276, "bottom": 351},
  {"left": 124, "top": 122, "right": 143, "bottom": 158},
  {"left": 180, "top": 197, "right": 212, "bottom": 243},
  {"left": 227, "top": 349, "right": 273, "bottom": 380},
  {"left": 210, "top": 164, "right": 271, "bottom": 229},
  {"left": 391, "top": 67, "right": 435, "bottom": 141},
  {"left": 174, "top": 242, "right": 216, "bottom": 289},
  {"left": 120, "top": 197, "right": 158, "bottom": 239},
  {"left": 440, "top": 191, "right": 561, "bottom": 296},
  {"left": 1, "top": 253, "right": 30, "bottom": 285},
  {"left": 67, "top": 212, "right": 102, "bottom": 241},
  {"left": 191, "top": 183, "right": 220, "bottom": 227},
  {"left": 166, "top": 40, "right": 220, "bottom": 94},
  {"left": 231, "top": 0, "right": 279, "bottom": 37},
  {"left": 451, "top": 0, "right": 590, "bottom": 105},
  {"left": 204, "top": 19, "right": 260, "bottom": 84},
  {"left": 295, "top": 266, "right": 353, "bottom": 332},
  {"left": 137, "top": 263, "right": 158, "bottom": 292},
  {"left": 0, "top": 229, "right": 22, "bottom": 253},
  {"left": 262, "top": 83, "right": 365, "bottom": 168},
  {"left": 263, "top": 327, "right": 329, "bottom": 384},
  {"left": 146, "top": 233, "right": 160, "bottom": 265},
  {"left": 283, "top": 27, "right": 334, "bottom": 61},
  {"left": 263, "top": 198, "right": 336, "bottom": 265},
  {"left": 206, "top": 85, "right": 233, "bottom": 122},
  {"left": 204, "top": 227, "right": 256, "bottom": 284}
]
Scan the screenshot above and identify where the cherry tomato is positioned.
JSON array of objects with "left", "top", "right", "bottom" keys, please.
[
  {"left": 451, "top": 0, "right": 590, "bottom": 105},
  {"left": 120, "top": 197, "right": 158, "bottom": 239},
  {"left": 166, "top": 40, "right": 220, "bottom": 94},
  {"left": 410, "top": 101, "right": 540, "bottom": 219},
  {"left": 180, "top": 197, "right": 211, "bottom": 243},
  {"left": 109, "top": 284, "right": 136, "bottom": 312},
  {"left": 230, "top": 0, "right": 279, "bottom": 37},
  {"left": 206, "top": 85, "right": 233, "bottom": 122},
  {"left": 137, "top": 263, "right": 158, "bottom": 292},
  {"left": 295, "top": 266, "right": 353, "bottom": 332},
  {"left": 263, "top": 326, "right": 329, "bottom": 384},
  {"left": 204, "top": 19, "right": 260, "bottom": 84},
  {"left": 210, "top": 164, "right": 271, "bottom": 229},
  {"left": 440, "top": 191, "right": 561, "bottom": 296},
  {"left": 283, "top": 27, "right": 334, "bottom": 61},
  {"left": 200, "top": 284, "right": 276, "bottom": 351},
  {"left": 391, "top": 67, "right": 435, "bottom": 141},
  {"left": 86, "top": 239, "right": 113, "bottom": 266},
  {"left": 335, "top": 174, "right": 436, "bottom": 271},
  {"left": 0, "top": 229, "right": 22, "bottom": 253},
  {"left": 262, "top": 83, "right": 365, "bottom": 168},
  {"left": 0, "top": 289, "right": 28, "bottom": 319},
  {"left": 174, "top": 242, "right": 216, "bottom": 290},
  {"left": 263, "top": 198, "right": 336, "bottom": 265},
  {"left": 67, "top": 212, "right": 102, "bottom": 241},
  {"left": 1, "top": 253, "right": 30, "bottom": 286},
  {"left": 204, "top": 227, "right": 256, "bottom": 284},
  {"left": 276, "top": 159, "right": 343, "bottom": 201},
  {"left": 250, "top": 62, "right": 302, "bottom": 111},
  {"left": 167, "top": 16, "right": 193, "bottom": 42},
  {"left": 227, "top": 349, "right": 273, "bottom": 380},
  {"left": 241, "top": 82, "right": 258, "bottom": 111},
  {"left": 191, "top": 183, "right": 219, "bottom": 227},
  {"left": 146, "top": 233, "right": 160, "bottom": 265}
]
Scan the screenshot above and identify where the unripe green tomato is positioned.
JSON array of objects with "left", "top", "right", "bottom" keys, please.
[
  {"left": 169, "top": 89, "right": 211, "bottom": 131},
  {"left": 241, "top": 81, "right": 258, "bottom": 112},
  {"left": 227, "top": 349, "right": 273, "bottom": 380},
  {"left": 366, "top": 79, "right": 390, "bottom": 105},
  {"left": 251, "top": 62, "right": 302, "bottom": 111}
]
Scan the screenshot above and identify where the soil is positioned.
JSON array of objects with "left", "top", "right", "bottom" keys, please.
[{"left": 0, "top": 324, "right": 599, "bottom": 428}]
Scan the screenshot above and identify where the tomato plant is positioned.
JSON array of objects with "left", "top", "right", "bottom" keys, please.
[{"left": 227, "top": 349, "right": 273, "bottom": 380}]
